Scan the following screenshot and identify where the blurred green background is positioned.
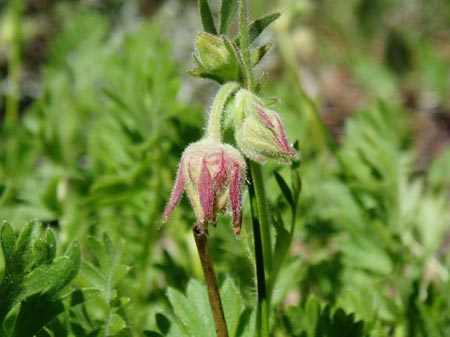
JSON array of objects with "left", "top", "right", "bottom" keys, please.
[{"left": 0, "top": 0, "right": 450, "bottom": 336}]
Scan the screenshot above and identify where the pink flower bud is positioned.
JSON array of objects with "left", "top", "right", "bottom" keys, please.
[
  {"left": 163, "top": 139, "right": 247, "bottom": 235},
  {"left": 234, "top": 89, "right": 296, "bottom": 164}
]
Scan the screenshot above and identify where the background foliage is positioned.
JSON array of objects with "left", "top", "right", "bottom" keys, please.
[{"left": 1, "top": 0, "right": 449, "bottom": 336}]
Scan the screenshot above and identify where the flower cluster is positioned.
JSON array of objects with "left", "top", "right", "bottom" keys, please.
[{"left": 163, "top": 85, "right": 296, "bottom": 234}]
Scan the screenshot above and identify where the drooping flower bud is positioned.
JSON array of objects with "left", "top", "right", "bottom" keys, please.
[
  {"left": 163, "top": 139, "right": 247, "bottom": 235},
  {"left": 190, "top": 33, "right": 239, "bottom": 82},
  {"left": 233, "top": 89, "right": 296, "bottom": 164}
]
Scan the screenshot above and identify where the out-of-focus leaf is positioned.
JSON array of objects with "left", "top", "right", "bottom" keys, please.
[
  {"left": 221, "top": 277, "right": 244, "bottom": 337},
  {"left": 12, "top": 289, "right": 100, "bottom": 337}
]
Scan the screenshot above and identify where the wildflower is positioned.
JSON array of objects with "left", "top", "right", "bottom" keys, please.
[
  {"left": 234, "top": 89, "right": 296, "bottom": 164},
  {"left": 163, "top": 139, "right": 247, "bottom": 235}
]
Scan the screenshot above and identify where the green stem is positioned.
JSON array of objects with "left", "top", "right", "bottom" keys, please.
[
  {"left": 239, "top": 0, "right": 254, "bottom": 90},
  {"left": 240, "top": 1, "right": 271, "bottom": 336},
  {"left": 193, "top": 224, "right": 229, "bottom": 337},
  {"left": 205, "top": 82, "right": 240, "bottom": 141},
  {"left": 249, "top": 163, "right": 272, "bottom": 272},
  {"left": 248, "top": 163, "right": 270, "bottom": 337}
]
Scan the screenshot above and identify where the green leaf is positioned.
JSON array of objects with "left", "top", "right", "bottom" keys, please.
[
  {"left": 250, "top": 43, "right": 272, "bottom": 67},
  {"left": 85, "top": 235, "right": 128, "bottom": 305},
  {"left": 167, "top": 285, "right": 213, "bottom": 337},
  {"left": 198, "top": 0, "right": 218, "bottom": 35},
  {"left": 221, "top": 277, "right": 244, "bottom": 337},
  {"left": 12, "top": 289, "right": 100, "bottom": 337},
  {"left": 0, "top": 222, "right": 16, "bottom": 267},
  {"left": 237, "top": 12, "right": 280, "bottom": 45},
  {"left": 155, "top": 313, "right": 171, "bottom": 335},
  {"left": 22, "top": 243, "right": 81, "bottom": 299},
  {"left": 88, "top": 236, "right": 109, "bottom": 272},
  {"left": 0, "top": 222, "right": 81, "bottom": 322},
  {"left": 274, "top": 171, "right": 294, "bottom": 211},
  {"left": 220, "top": 0, "right": 239, "bottom": 35}
]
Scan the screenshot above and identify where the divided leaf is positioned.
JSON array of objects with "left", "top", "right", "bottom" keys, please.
[
  {"left": 166, "top": 278, "right": 251, "bottom": 337},
  {"left": 0, "top": 222, "right": 87, "bottom": 336}
]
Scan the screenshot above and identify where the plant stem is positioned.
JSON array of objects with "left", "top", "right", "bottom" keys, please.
[
  {"left": 249, "top": 163, "right": 273, "bottom": 271},
  {"left": 240, "top": 1, "right": 271, "bottom": 336},
  {"left": 248, "top": 165, "right": 270, "bottom": 337},
  {"left": 239, "top": 0, "right": 254, "bottom": 90},
  {"left": 193, "top": 224, "right": 229, "bottom": 337},
  {"left": 206, "top": 82, "right": 240, "bottom": 141}
]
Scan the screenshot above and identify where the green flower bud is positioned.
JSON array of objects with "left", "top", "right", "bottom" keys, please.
[
  {"left": 234, "top": 89, "right": 296, "bottom": 164},
  {"left": 191, "top": 33, "right": 239, "bottom": 82}
]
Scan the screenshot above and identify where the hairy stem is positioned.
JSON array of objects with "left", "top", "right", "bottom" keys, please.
[
  {"left": 239, "top": 0, "right": 254, "bottom": 90},
  {"left": 206, "top": 82, "right": 240, "bottom": 141},
  {"left": 193, "top": 224, "right": 229, "bottom": 337}
]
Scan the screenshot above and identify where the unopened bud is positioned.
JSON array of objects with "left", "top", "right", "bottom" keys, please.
[
  {"left": 192, "top": 33, "right": 239, "bottom": 82},
  {"left": 234, "top": 89, "right": 296, "bottom": 163}
]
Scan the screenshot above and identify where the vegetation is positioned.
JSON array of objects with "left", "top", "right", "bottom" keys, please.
[{"left": 0, "top": 0, "right": 449, "bottom": 336}]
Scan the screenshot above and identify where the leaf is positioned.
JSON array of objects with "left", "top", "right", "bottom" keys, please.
[
  {"left": 186, "top": 280, "right": 215, "bottom": 336},
  {"left": 220, "top": 0, "right": 239, "bottom": 34},
  {"left": 274, "top": 171, "right": 294, "bottom": 211},
  {"left": 0, "top": 222, "right": 81, "bottom": 322},
  {"left": 167, "top": 278, "right": 248, "bottom": 337},
  {"left": 250, "top": 43, "right": 272, "bottom": 66},
  {"left": 12, "top": 289, "right": 100, "bottom": 337},
  {"left": 243, "top": 12, "right": 280, "bottom": 45},
  {"left": 84, "top": 235, "right": 128, "bottom": 305},
  {"left": 198, "top": 0, "right": 218, "bottom": 35},
  {"left": 155, "top": 313, "right": 171, "bottom": 335},
  {"left": 167, "top": 285, "right": 213, "bottom": 337},
  {"left": 220, "top": 277, "right": 244, "bottom": 337},
  {"left": 22, "top": 243, "right": 81, "bottom": 299},
  {"left": 143, "top": 331, "right": 164, "bottom": 337}
]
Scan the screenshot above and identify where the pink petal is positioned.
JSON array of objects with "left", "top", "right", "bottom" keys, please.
[
  {"left": 213, "top": 151, "right": 228, "bottom": 192},
  {"left": 198, "top": 158, "right": 214, "bottom": 222},
  {"left": 272, "top": 115, "right": 296, "bottom": 156},
  {"left": 256, "top": 106, "right": 275, "bottom": 129},
  {"left": 230, "top": 164, "right": 243, "bottom": 235},
  {"left": 162, "top": 161, "right": 186, "bottom": 222}
]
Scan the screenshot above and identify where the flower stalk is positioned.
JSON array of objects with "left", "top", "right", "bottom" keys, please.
[
  {"left": 193, "top": 223, "right": 229, "bottom": 337},
  {"left": 206, "top": 82, "right": 240, "bottom": 141},
  {"left": 239, "top": 1, "right": 271, "bottom": 336},
  {"left": 164, "top": 1, "right": 297, "bottom": 336}
]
